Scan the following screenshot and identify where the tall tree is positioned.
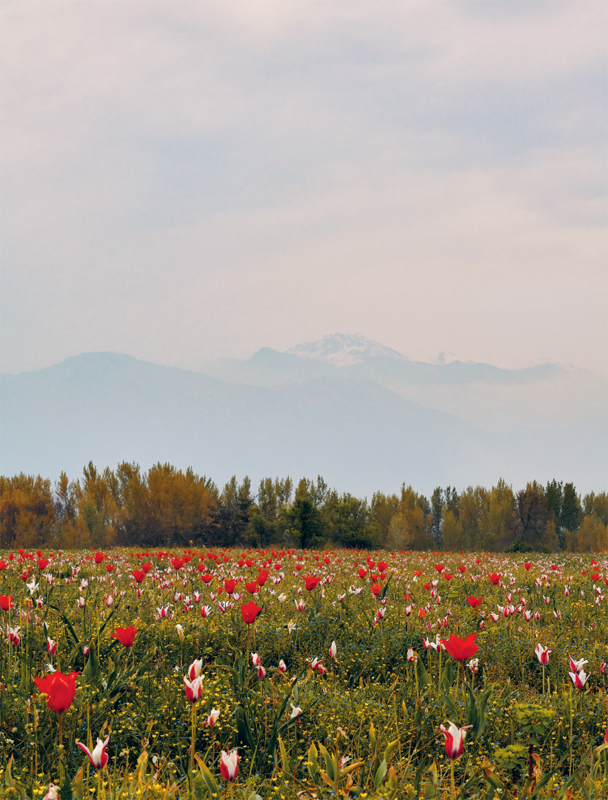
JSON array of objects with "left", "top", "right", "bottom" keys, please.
[
  {"left": 445, "top": 486, "right": 460, "bottom": 519},
  {"left": 286, "top": 496, "right": 325, "bottom": 549},
  {"left": 324, "top": 492, "right": 377, "bottom": 548},
  {"left": 369, "top": 491, "right": 400, "bottom": 548},
  {"left": 0, "top": 473, "right": 56, "bottom": 548},
  {"left": 430, "top": 487, "right": 444, "bottom": 548},
  {"left": 387, "top": 486, "right": 433, "bottom": 550},
  {"left": 213, "top": 476, "right": 253, "bottom": 546},
  {"left": 295, "top": 476, "right": 329, "bottom": 507},
  {"left": 561, "top": 483, "right": 582, "bottom": 534},
  {"left": 484, "top": 479, "right": 518, "bottom": 550},
  {"left": 516, "top": 481, "right": 547, "bottom": 549},
  {"left": 582, "top": 491, "right": 608, "bottom": 525}
]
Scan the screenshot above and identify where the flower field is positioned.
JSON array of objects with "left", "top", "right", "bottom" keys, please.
[{"left": 1, "top": 547, "right": 607, "bottom": 799}]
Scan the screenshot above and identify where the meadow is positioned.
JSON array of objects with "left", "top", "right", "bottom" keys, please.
[{"left": 0, "top": 547, "right": 607, "bottom": 799}]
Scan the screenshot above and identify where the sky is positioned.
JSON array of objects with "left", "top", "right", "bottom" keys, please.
[{"left": 2, "top": 0, "right": 607, "bottom": 375}]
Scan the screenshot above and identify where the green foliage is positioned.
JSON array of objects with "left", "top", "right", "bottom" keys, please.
[
  {"left": 2, "top": 463, "right": 606, "bottom": 551},
  {"left": 493, "top": 744, "right": 528, "bottom": 772},
  {"left": 1, "top": 547, "right": 607, "bottom": 798},
  {"left": 286, "top": 497, "right": 325, "bottom": 549},
  {"left": 512, "top": 702, "right": 556, "bottom": 746}
]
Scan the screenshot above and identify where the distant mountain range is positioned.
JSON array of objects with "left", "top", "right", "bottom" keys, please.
[
  {"left": 203, "top": 334, "right": 606, "bottom": 431},
  {"left": 1, "top": 334, "right": 606, "bottom": 495}
]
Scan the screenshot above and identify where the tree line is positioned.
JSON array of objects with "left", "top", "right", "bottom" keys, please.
[{"left": 0, "top": 462, "right": 606, "bottom": 552}]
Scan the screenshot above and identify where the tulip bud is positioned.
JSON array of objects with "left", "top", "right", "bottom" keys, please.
[
  {"left": 439, "top": 722, "right": 472, "bottom": 760},
  {"left": 220, "top": 749, "right": 239, "bottom": 781}
]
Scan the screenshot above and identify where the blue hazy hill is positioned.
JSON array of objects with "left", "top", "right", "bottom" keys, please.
[{"left": 1, "top": 341, "right": 606, "bottom": 495}]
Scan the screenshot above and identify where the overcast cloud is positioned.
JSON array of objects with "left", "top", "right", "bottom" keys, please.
[{"left": 1, "top": 0, "right": 606, "bottom": 374}]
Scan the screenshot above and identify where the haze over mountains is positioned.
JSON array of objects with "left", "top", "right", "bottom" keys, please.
[{"left": 1, "top": 334, "right": 606, "bottom": 496}]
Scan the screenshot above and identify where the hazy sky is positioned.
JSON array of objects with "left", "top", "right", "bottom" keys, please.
[{"left": 2, "top": 1, "right": 606, "bottom": 375}]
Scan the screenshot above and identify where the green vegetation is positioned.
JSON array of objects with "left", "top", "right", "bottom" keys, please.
[{"left": 1, "top": 464, "right": 606, "bottom": 552}]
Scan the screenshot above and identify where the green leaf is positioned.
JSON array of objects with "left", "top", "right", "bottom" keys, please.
[
  {"left": 465, "top": 684, "right": 478, "bottom": 730},
  {"left": 234, "top": 705, "right": 255, "bottom": 750},
  {"left": 380, "top": 573, "right": 393, "bottom": 599},
  {"left": 97, "top": 605, "right": 119, "bottom": 638},
  {"left": 441, "top": 693, "right": 460, "bottom": 720},
  {"left": 307, "top": 743, "right": 322, "bottom": 784},
  {"left": 60, "top": 769, "right": 73, "bottom": 800},
  {"left": 264, "top": 668, "right": 306, "bottom": 765},
  {"left": 416, "top": 658, "right": 431, "bottom": 689},
  {"left": 421, "top": 760, "right": 439, "bottom": 798},
  {"left": 318, "top": 743, "right": 335, "bottom": 782},
  {"left": 384, "top": 739, "right": 398, "bottom": 764},
  {"left": 278, "top": 734, "right": 289, "bottom": 776},
  {"left": 440, "top": 658, "right": 455, "bottom": 693},
  {"left": 194, "top": 755, "right": 220, "bottom": 796},
  {"left": 374, "top": 759, "right": 388, "bottom": 790},
  {"left": 414, "top": 755, "right": 431, "bottom": 795},
  {"left": 71, "top": 766, "right": 84, "bottom": 800},
  {"left": 476, "top": 687, "right": 492, "bottom": 738},
  {"left": 83, "top": 641, "right": 100, "bottom": 682},
  {"left": 4, "top": 756, "right": 27, "bottom": 800}
]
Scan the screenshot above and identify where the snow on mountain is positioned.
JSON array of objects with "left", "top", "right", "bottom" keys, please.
[{"left": 285, "top": 333, "right": 407, "bottom": 366}]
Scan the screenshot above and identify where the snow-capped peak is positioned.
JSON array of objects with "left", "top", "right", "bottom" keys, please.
[{"left": 285, "top": 334, "right": 407, "bottom": 366}]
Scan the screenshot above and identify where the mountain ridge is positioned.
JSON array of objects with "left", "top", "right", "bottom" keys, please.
[{"left": 1, "top": 348, "right": 606, "bottom": 494}]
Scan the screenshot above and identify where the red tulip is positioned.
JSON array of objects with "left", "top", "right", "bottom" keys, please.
[
  {"left": 76, "top": 735, "right": 110, "bottom": 769},
  {"left": 34, "top": 670, "right": 77, "bottom": 713},
  {"left": 534, "top": 644, "right": 550, "bottom": 665},
  {"left": 440, "top": 634, "right": 479, "bottom": 662},
  {"left": 241, "top": 602, "right": 262, "bottom": 624},
  {"left": 256, "top": 570, "right": 270, "bottom": 586},
  {"left": 224, "top": 579, "right": 237, "bottom": 594},
  {"left": 466, "top": 597, "right": 483, "bottom": 608},
  {"left": 132, "top": 570, "right": 145, "bottom": 584},
  {"left": 111, "top": 626, "right": 138, "bottom": 648},
  {"left": 220, "top": 748, "right": 239, "bottom": 781},
  {"left": 0, "top": 595, "right": 13, "bottom": 611},
  {"left": 94, "top": 552, "right": 104, "bottom": 564},
  {"left": 569, "top": 670, "right": 588, "bottom": 689},
  {"left": 37, "top": 557, "right": 49, "bottom": 570},
  {"left": 440, "top": 721, "right": 472, "bottom": 759},
  {"left": 204, "top": 708, "right": 220, "bottom": 727},
  {"left": 488, "top": 573, "right": 501, "bottom": 585},
  {"left": 371, "top": 583, "right": 381, "bottom": 596},
  {"left": 183, "top": 675, "right": 203, "bottom": 702},
  {"left": 304, "top": 575, "right": 321, "bottom": 591},
  {"left": 245, "top": 582, "right": 258, "bottom": 594}
]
